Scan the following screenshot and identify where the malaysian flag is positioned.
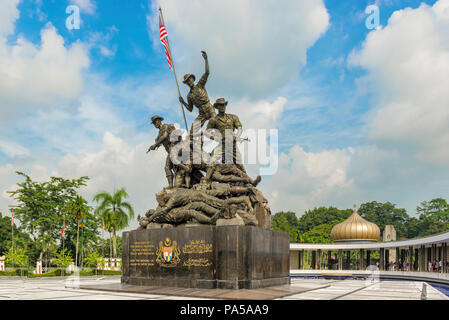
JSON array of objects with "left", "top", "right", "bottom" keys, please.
[
  {"left": 159, "top": 12, "right": 173, "bottom": 69},
  {"left": 101, "top": 220, "right": 105, "bottom": 236},
  {"left": 62, "top": 219, "right": 65, "bottom": 238},
  {"left": 11, "top": 209, "right": 14, "bottom": 227}
]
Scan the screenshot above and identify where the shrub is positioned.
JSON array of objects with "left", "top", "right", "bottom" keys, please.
[
  {"left": 102, "top": 270, "right": 122, "bottom": 275},
  {"left": 0, "top": 269, "right": 19, "bottom": 276},
  {"left": 28, "top": 269, "right": 72, "bottom": 278}
]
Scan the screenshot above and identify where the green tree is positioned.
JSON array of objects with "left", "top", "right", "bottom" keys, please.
[
  {"left": 405, "top": 216, "right": 422, "bottom": 239},
  {"left": 53, "top": 248, "right": 74, "bottom": 269},
  {"left": 414, "top": 198, "right": 449, "bottom": 236},
  {"left": 358, "top": 201, "right": 410, "bottom": 238},
  {"left": 84, "top": 251, "right": 104, "bottom": 274},
  {"left": 7, "top": 172, "right": 89, "bottom": 262},
  {"left": 272, "top": 212, "right": 301, "bottom": 242},
  {"left": 0, "top": 212, "right": 32, "bottom": 255},
  {"left": 3, "top": 247, "right": 29, "bottom": 268},
  {"left": 35, "top": 234, "right": 59, "bottom": 271},
  {"left": 297, "top": 207, "right": 352, "bottom": 234},
  {"left": 66, "top": 195, "right": 92, "bottom": 267},
  {"left": 302, "top": 224, "right": 334, "bottom": 243},
  {"left": 93, "top": 188, "right": 134, "bottom": 258}
]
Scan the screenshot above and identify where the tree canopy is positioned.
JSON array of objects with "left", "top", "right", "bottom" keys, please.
[
  {"left": 93, "top": 188, "right": 134, "bottom": 258},
  {"left": 5, "top": 172, "right": 101, "bottom": 265}
]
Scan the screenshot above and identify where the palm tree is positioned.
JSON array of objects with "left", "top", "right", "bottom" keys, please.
[
  {"left": 66, "top": 195, "right": 90, "bottom": 267},
  {"left": 93, "top": 188, "right": 134, "bottom": 258}
]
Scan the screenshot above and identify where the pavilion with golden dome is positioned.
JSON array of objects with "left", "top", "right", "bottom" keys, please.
[
  {"left": 288, "top": 205, "right": 449, "bottom": 273},
  {"left": 330, "top": 207, "right": 380, "bottom": 243}
]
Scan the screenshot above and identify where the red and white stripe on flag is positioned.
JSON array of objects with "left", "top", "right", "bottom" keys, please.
[
  {"left": 102, "top": 220, "right": 105, "bottom": 235},
  {"left": 11, "top": 209, "right": 14, "bottom": 227},
  {"left": 62, "top": 220, "right": 65, "bottom": 238},
  {"left": 159, "top": 14, "right": 173, "bottom": 69}
]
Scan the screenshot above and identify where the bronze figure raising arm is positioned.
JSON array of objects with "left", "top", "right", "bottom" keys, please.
[
  {"left": 198, "top": 51, "right": 209, "bottom": 88},
  {"left": 178, "top": 51, "right": 209, "bottom": 112}
]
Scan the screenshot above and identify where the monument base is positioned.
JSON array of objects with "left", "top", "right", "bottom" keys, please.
[{"left": 121, "top": 225, "right": 290, "bottom": 290}]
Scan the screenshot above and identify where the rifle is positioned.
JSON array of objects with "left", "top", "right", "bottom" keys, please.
[
  {"left": 237, "top": 137, "right": 251, "bottom": 143},
  {"left": 146, "top": 144, "right": 160, "bottom": 154}
]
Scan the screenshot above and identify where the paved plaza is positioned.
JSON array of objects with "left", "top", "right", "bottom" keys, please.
[{"left": 0, "top": 276, "right": 447, "bottom": 300}]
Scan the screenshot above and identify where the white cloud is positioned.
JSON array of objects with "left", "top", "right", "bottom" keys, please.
[
  {"left": 57, "top": 132, "right": 165, "bottom": 230},
  {"left": 0, "top": 140, "right": 30, "bottom": 158},
  {"left": 70, "top": 0, "right": 96, "bottom": 15},
  {"left": 149, "top": 0, "right": 329, "bottom": 98},
  {"left": 87, "top": 27, "right": 119, "bottom": 58},
  {"left": 0, "top": 23, "right": 90, "bottom": 124},
  {"left": 0, "top": 0, "right": 20, "bottom": 39},
  {"left": 349, "top": 0, "right": 449, "bottom": 165},
  {"left": 225, "top": 96, "right": 287, "bottom": 130},
  {"left": 263, "top": 145, "right": 354, "bottom": 214},
  {"left": 1, "top": 164, "right": 17, "bottom": 206},
  {"left": 262, "top": 141, "right": 449, "bottom": 217}
]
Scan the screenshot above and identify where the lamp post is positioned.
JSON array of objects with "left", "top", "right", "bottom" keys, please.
[
  {"left": 80, "top": 221, "right": 85, "bottom": 272},
  {"left": 75, "top": 214, "right": 80, "bottom": 268}
]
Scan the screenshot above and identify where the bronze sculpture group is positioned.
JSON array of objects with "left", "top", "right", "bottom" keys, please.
[{"left": 138, "top": 51, "right": 271, "bottom": 230}]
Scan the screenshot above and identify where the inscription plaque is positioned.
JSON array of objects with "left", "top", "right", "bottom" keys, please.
[{"left": 122, "top": 225, "right": 290, "bottom": 289}]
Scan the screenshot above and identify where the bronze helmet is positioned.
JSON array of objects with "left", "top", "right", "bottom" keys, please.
[
  {"left": 182, "top": 74, "right": 196, "bottom": 84},
  {"left": 151, "top": 115, "right": 164, "bottom": 124},
  {"left": 213, "top": 98, "right": 228, "bottom": 108}
]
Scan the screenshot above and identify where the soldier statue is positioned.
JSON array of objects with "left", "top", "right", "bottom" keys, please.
[
  {"left": 178, "top": 51, "right": 216, "bottom": 138},
  {"left": 205, "top": 98, "right": 260, "bottom": 185},
  {"left": 147, "top": 115, "right": 177, "bottom": 188}
]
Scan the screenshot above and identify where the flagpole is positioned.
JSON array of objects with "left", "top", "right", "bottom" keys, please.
[
  {"left": 11, "top": 209, "right": 14, "bottom": 268},
  {"left": 102, "top": 220, "right": 105, "bottom": 275},
  {"left": 62, "top": 214, "right": 65, "bottom": 276},
  {"left": 159, "top": 7, "right": 189, "bottom": 132}
]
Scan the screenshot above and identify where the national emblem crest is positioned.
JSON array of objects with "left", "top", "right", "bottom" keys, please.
[{"left": 156, "top": 237, "right": 180, "bottom": 267}]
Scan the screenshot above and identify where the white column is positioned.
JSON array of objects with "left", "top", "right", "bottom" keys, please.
[
  {"left": 0, "top": 257, "right": 5, "bottom": 271},
  {"left": 36, "top": 260, "right": 42, "bottom": 274}
]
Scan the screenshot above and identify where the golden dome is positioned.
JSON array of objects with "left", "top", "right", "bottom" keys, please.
[{"left": 331, "top": 208, "right": 380, "bottom": 243}]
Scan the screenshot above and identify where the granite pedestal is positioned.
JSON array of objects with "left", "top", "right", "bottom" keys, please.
[{"left": 121, "top": 225, "right": 290, "bottom": 289}]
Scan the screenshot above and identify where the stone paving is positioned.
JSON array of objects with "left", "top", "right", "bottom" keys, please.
[
  {"left": 0, "top": 276, "right": 447, "bottom": 300},
  {"left": 284, "top": 278, "right": 448, "bottom": 300}
]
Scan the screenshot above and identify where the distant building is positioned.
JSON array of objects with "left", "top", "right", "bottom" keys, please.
[
  {"left": 383, "top": 225, "right": 397, "bottom": 264},
  {"left": 383, "top": 225, "right": 397, "bottom": 242}
]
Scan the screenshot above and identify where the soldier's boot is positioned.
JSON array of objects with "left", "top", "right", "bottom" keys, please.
[
  {"left": 210, "top": 212, "right": 220, "bottom": 225},
  {"left": 167, "top": 174, "right": 174, "bottom": 188},
  {"left": 250, "top": 176, "right": 262, "bottom": 187}
]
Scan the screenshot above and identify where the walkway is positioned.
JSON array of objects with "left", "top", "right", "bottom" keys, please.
[
  {"left": 291, "top": 269, "right": 449, "bottom": 284},
  {"left": 0, "top": 276, "right": 446, "bottom": 300}
]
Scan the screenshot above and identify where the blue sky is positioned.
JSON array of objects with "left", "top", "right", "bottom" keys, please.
[{"left": 1, "top": 0, "right": 448, "bottom": 228}]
